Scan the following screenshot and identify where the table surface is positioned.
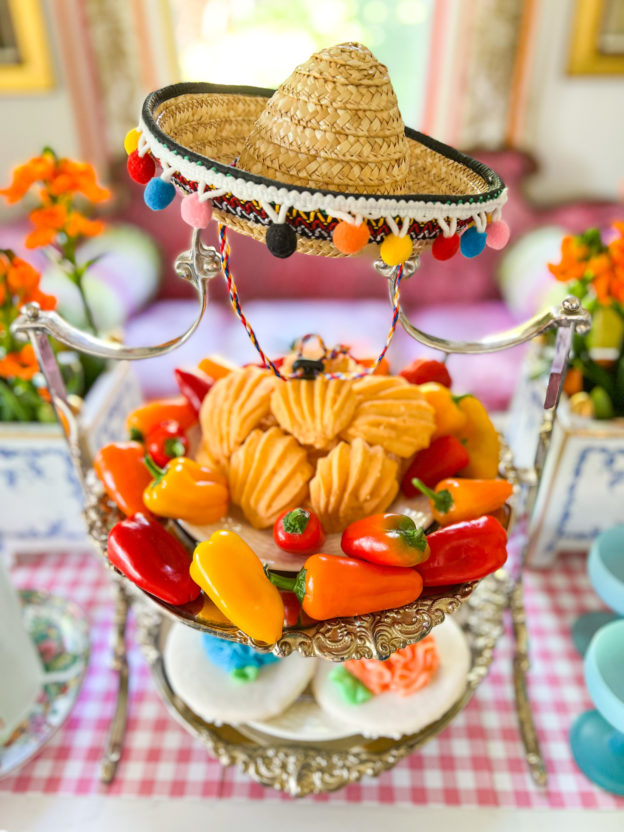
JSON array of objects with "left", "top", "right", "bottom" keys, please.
[{"left": 1, "top": 549, "right": 623, "bottom": 830}]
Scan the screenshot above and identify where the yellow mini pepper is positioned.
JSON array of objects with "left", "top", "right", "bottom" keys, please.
[
  {"left": 143, "top": 455, "right": 228, "bottom": 525},
  {"left": 418, "top": 382, "right": 467, "bottom": 440},
  {"left": 455, "top": 395, "right": 500, "bottom": 479},
  {"left": 190, "top": 531, "right": 284, "bottom": 644}
]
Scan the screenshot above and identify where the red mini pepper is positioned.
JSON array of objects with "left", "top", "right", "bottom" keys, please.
[
  {"left": 341, "top": 513, "right": 430, "bottom": 567},
  {"left": 281, "top": 591, "right": 303, "bottom": 627},
  {"left": 107, "top": 513, "right": 201, "bottom": 605},
  {"left": 401, "top": 435, "right": 470, "bottom": 495},
  {"left": 93, "top": 441, "right": 152, "bottom": 516},
  {"left": 273, "top": 508, "right": 326, "bottom": 554},
  {"left": 145, "top": 420, "right": 189, "bottom": 468},
  {"left": 174, "top": 367, "right": 214, "bottom": 415},
  {"left": 268, "top": 555, "right": 424, "bottom": 620},
  {"left": 400, "top": 358, "right": 452, "bottom": 388},
  {"left": 416, "top": 515, "right": 508, "bottom": 586}
]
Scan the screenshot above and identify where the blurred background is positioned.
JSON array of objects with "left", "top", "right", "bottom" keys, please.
[{"left": 1, "top": 0, "right": 623, "bottom": 408}]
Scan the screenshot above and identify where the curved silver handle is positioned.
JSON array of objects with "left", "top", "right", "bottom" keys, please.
[
  {"left": 386, "top": 264, "right": 591, "bottom": 353},
  {"left": 11, "top": 230, "right": 221, "bottom": 360}
]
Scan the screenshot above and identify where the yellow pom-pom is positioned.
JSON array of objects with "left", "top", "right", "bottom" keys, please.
[
  {"left": 124, "top": 128, "right": 140, "bottom": 155},
  {"left": 379, "top": 233, "right": 413, "bottom": 266}
]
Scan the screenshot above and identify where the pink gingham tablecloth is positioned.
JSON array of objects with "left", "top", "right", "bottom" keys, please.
[{"left": 1, "top": 550, "right": 623, "bottom": 808}]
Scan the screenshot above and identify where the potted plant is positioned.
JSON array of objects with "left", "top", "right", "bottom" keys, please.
[
  {"left": 0, "top": 150, "right": 141, "bottom": 556},
  {"left": 508, "top": 222, "right": 624, "bottom": 566}
]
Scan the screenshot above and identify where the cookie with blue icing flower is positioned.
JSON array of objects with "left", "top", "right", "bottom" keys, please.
[{"left": 164, "top": 624, "right": 316, "bottom": 725}]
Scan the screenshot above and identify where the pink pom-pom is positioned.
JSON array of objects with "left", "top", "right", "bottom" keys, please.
[
  {"left": 486, "top": 220, "right": 510, "bottom": 250},
  {"left": 181, "top": 193, "right": 213, "bottom": 228}
]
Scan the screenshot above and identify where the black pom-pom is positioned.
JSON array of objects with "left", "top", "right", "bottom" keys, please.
[{"left": 266, "top": 223, "right": 297, "bottom": 258}]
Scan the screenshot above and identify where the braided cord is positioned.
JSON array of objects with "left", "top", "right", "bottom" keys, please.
[{"left": 217, "top": 223, "right": 404, "bottom": 381}]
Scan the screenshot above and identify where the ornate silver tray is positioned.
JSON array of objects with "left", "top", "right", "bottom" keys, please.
[
  {"left": 134, "top": 569, "right": 509, "bottom": 797},
  {"left": 85, "top": 472, "right": 485, "bottom": 661}
]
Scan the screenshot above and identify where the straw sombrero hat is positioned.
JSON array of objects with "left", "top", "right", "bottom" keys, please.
[{"left": 124, "top": 42, "right": 508, "bottom": 264}]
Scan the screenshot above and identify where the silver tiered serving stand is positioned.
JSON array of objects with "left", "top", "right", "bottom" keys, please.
[{"left": 11, "top": 232, "right": 590, "bottom": 795}]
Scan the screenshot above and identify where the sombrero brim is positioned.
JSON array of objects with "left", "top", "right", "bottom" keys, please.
[{"left": 139, "top": 82, "right": 507, "bottom": 258}]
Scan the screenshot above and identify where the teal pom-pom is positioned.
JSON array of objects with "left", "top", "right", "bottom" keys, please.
[
  {"left": 460, "top": 226, "right": 487, "bottom": 258},
  {"left": 144, "top": 177, "right": 175, "bottom": 211}
]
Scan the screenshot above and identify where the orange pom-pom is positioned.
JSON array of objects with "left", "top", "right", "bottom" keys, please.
[{"left": 332, "top": 221, "right": 370, "bottom": 254}]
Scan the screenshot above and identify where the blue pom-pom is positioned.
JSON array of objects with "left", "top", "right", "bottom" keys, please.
[
  {"left": 201, "top": 634, "right": 280, "bottom": 673},
  {"left": 144, "top": 177, "right": 176, "bottom": 210},
  {"left": 460, "top": 226, "right": 487, "bottom": 258}
]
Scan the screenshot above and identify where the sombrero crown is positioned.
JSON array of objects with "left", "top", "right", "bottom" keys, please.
[{"left": 131, "top": 42, "right": 507, "bottom": 262}]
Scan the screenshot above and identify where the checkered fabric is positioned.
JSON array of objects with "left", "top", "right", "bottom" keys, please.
[{"left": 1, "top": 549, "right": 624, "bottom": 808}]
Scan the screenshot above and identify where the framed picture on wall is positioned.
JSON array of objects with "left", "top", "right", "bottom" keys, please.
[
  {"left": 0, "top": 0, "right": 54, "bottom": 92},
  {"left": 569, "top": 0, "right": 624, "bottom": 73}
]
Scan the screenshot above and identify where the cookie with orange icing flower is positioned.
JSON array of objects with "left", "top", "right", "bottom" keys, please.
[{"left": 312, "top": 617, "right": 470, "bottom": 739}]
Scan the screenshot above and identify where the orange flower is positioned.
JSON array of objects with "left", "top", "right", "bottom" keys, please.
[
  {"left": 0, "top": 282, "right": 6, "bottom": 305},
  {"left": 0, "top": 154, "right": 56, "bottom": 204},
  {"left": 50, "top": 159, "right": 110, "bottom": 202},
  {"left": 548, "top": 235, "right": 590, "bottom": 282},
  {"left": 25, "top": 203, "right": 69, "bottom": 249},
  {"left": 21, "top": 287, "right": 56, "bottom": 311},
  {"left": 6, "top": 257, "right": 40, "bottom": 294},
  {"left": 0, "top": 344, "right": 39, "bottom": 381},
  {"left": 65, "top": 211, "right": 104, "bottom": 239}
]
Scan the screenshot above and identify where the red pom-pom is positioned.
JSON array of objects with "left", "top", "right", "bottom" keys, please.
[
  {"left": 432, "top": 233, "right": 460, "bottom": 260},
  {"left": 486, "top": 220, "right": 510, "bottom": 250},
  {"left": 127, "top": 151, "right": 155, "bottom": 184}
]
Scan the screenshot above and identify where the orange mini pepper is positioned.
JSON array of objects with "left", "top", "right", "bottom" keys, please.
[
  {"left": 455, "top": 395, "right": 500, "bottom": 479},
  {"left": 418, "top": 382, "right": 466, "bottom": 440},
  {"left": 143, "top": 455, "right": 228, "bottom": 525},
  {"left": 197, "top": 355, "right": 235, "bottom": 380},
  {"left": 190, "top": 531, "right": 284, "bottom": 644},
  {"left": 268, "top": 555, "right": 424, "bottom": 620},
  {"left": 125, "top": 396, "right": 197, "bottom": 440},
  {"left": 412, "top": 477, "right": 513, "bottom": 526},
  {"left": 93, "top": 441, "right": 152, "bottom": 516}
]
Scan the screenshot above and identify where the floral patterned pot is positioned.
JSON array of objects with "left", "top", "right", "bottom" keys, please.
[{"left": 0, "top": 362, "right": 141, "bottom": 557}]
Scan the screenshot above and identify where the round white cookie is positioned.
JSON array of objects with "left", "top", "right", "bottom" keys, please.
[
  {"left": 312, "top": 616, "right": 471, "bottom": 739},
  {"left": 164, "top": 623, "right": 316, "bottom": 725}
]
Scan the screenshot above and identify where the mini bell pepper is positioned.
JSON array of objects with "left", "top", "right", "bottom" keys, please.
[
  {"left": 126, "top": 396, "right": 197, "bottom": 441},
  {"left": 418, "top": 382, "right": 466, "bottom": 440},
  {"left": 401, "top": 435, "right": 470, "bottom": 495},
  {"left": 145, "top": 420, "right": 189, "bottom": 468},
  {"left": 341, "top": 514, "right": 430, "bottom": 567},
  {"left": 108, "top": 513, "right": 201, "bottom": 605},
  {"left": 268, "top": 555, "right": 424, "bottom": 621},
  {"left": 412, "top": 477, "right": 513, "bottom": 526},
  {"left": 273, "top": 508, "right": 326, "bottom": 554},
  {"left": 174, "top": 367, "right": 214, "bottom": 415},
  {"left": 455, "top": 395, "right": 500, "bottom": 479},
  {"left": 400, "top": 358, "right": 452, "bottom": 388},
  {"left": 143, "top": 455, "right": 229, "bottom": 525},
  {"left": 416, "top": 515, "right": 508, "bottom": 586},
  {"left": 190, "top": 530, "right": 284, "bottom": 644},
  {"left": 356, "top": 356, "right": 390, "bottom": 375},
  {"left": 93, "top": 441, "right": 153, "bottom": 516},
  {"left": 281, "top": 591, "right": 302, "bottom": 627},
  {"left": 197, "top": 355, "right": 236, "bottom": 380}
]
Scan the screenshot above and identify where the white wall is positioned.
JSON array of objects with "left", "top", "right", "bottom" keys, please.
[{"left": 520, "top": 0, "right": 624, "bottom": 203}]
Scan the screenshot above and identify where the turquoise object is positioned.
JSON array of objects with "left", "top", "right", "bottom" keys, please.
[
  {"left": 144, "top": 177, "right": 176, "bottom": 210},
  {"left": 201, "top": 633, "right": 279, "bottom": 676},
  {"left": 570, "top": 619, "right": 624, "bottom": 795},
  {"left": 572, "top": 524, "right": 624, "bottom": 655},
  {"left": 460, "top": 226, "right": 487, "bottom": 258}
]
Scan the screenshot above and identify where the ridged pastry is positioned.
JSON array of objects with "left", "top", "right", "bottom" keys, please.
[
  {"left": 341, "top": 376, "right": 435, "bottom": 458},
  {"left": 271, "top": 376, "right": 357, "bottom": 449},
  {"left": 200, "top": 366, "right": 275, "bottom": 469},
  {"left": 309, "top": 437, "right": 399, "bottom": 533},
  {"left": 229, "top": 426, "right": 314, "bottom": 528}
]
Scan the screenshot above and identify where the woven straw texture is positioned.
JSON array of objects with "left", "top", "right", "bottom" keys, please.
[{"left": 152, "top": 43, "right": 494, "bottom": 255}]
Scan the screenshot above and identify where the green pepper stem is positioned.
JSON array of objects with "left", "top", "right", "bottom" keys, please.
[
  {"left": 267, "top": 568, "right": 307, "bottom": 603},
  {"left": 143, "top": 453, "right": 166, "bottom": 483},
  {"left": 411, "top": 478, "right": 454, "bottom": 514},
  {"left": 281, "top": 507, "right": 310, "bottom": 535},
  {"left": 129, "top": 426, "right": 143, "bottom": 442},
  {"left": 164, "top": 437, "right": 186, "bottom": 458}
]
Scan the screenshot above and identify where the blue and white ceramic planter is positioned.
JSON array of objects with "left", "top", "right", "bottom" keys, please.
[
  {"left": 0, "top": 362, "right": 141, "bottom": 557},
  {"left": 507, "top": 363, "right": 624, "bottom": 568}
]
